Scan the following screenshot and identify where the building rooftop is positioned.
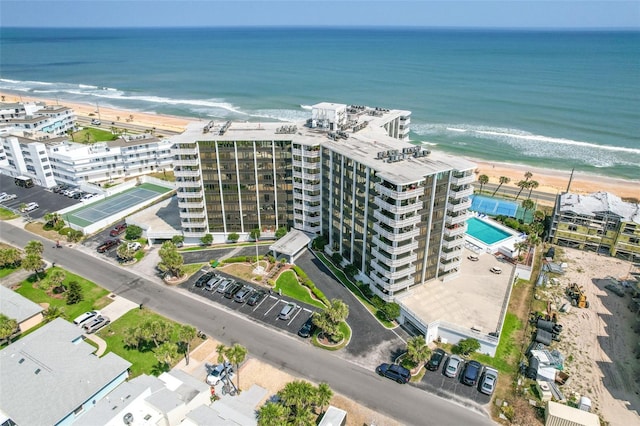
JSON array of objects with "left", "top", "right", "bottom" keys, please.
[
  {"left": 269, "top": 229, "right": 311, "bottom": 257},
  {"left": 107, "top": 134, "right": 165, "bottom": 148},
  {"left": 0, "top": 285, "right": 43, "bottom": 323},
  {"left": 546, "top": 401, "right": 600, "bottom": 426},
  {"left": 0, "top": 318, "right": 131, "bottom": 426},
  {"left": 558, "top": 191, "right": 640, "bottom": 224}
]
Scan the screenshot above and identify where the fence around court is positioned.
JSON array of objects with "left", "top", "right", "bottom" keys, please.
[{"left": 58, "top": 176, "right": 175, "bottom": 235}]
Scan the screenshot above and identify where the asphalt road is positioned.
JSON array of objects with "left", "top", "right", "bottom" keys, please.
[{"left": 0, "top": 221, "right": 493, "bottom": 426}]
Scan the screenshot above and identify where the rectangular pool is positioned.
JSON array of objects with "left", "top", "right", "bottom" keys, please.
[{"left": 466, "top": 217, "right": 512, "bottom": 245}]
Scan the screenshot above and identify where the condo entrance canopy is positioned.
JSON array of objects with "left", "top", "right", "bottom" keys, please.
[{"left": 269, "top": 229, "right": 311, "bottom": 264}]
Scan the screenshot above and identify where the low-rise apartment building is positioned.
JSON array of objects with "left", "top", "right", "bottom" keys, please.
[
  {"left": 550, "top": 191, "right": 640, "bottom": 262},
  {"left": 172, "top": 102, "right": 475, "bottom": 300},
  {"left": 0, "top": 101, "right": 75, "bottom": 136}
]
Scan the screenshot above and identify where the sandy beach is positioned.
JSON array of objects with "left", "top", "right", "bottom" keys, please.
[{"left": 3, "top": 91, "right": 638, "bottom": 201}]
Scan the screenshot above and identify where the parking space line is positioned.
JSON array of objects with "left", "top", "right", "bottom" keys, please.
[
  {"left": 301, "top": 307, "right": 313, "bottom": 313},
  {"left": 252, "top": 294, "right": 272, "bottom": 312},
  {"left": 287, "top": 306, "right": 302, "bottom": 326},
  {"left": 263, "top": 297, "right": 281, "bottom": 316}
]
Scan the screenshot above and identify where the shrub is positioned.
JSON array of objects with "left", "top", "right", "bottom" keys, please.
[
  {"left": 200, "top": 233, "right": 213, "bottom": 246},
  {"left": 292, "top": 265, "right": 307, "bottom": 280},
  {"left": 125, "top": 225, "right": 143, "bottom": 240},
  {"left": 370, "top": 295, "right": 385, "bottom": 309},
  {"left": 331, "top": 252, "right": 342, "bottom": 266},
  {"left": 59, "top": 227, "right": 72, "bottom": 236},
  {"left": 222, "top": 256, "right": 247, "bottom": 264},
  {"left": 228, "top": 232, "right": 240, "bottom": 243},
  {"left": 312, "top": 235, "right": 327, "bottom": 250},
  {"left": 344, "top": 263, "right": 359, "bottom": 278}
]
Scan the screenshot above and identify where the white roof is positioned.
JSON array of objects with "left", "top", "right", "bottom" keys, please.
[
  {"left": 546, "top": 401, "right": 600, "bottom": 426},
  {"left": 558, "top": 191, "right": 640, "bottom": 224},
  {"left": 0, "top": 285, "right": 43, "bottom": 323},
  {"left": 269, "top": 229, "right": 311, "bottom": 256}
]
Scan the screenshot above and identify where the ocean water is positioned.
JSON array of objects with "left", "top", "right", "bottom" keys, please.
[{"left": 1, "top": 27, "right": 638, "bottom": 180}]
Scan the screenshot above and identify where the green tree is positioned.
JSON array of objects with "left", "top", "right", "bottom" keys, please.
[
  {"left": 117, "top": 243, "right": 136, "bottom": 262},
  {"left": 257, "top": 402, "right": 289, "bottom": 426},
  {"left": 66, "top": 229, "right": 84, "bottom": 243},
  {"left": 456, "top": 338, "right": 481, "bottom": 356},
  {"left": 227, "top": 232, "right": 240, "bottom": 243},
  {"left": 171, "top": 235, "right": 184, "bottom": 247},
  {"left": 43, "top": 305, "right": 65, "bottom": 322},
  {"left": 49, "top": 269, "right": 66, "bottom": 287},
  {"left": 492, "top": 176, "right": 510, "bottom": 197},
  {"left": 0, "top": 247, "right": 22, "bottom": 268},
  {"left": 22, "top": 252, "right": 43, "bottom": 281},
  {"left": 0, "top": 314, "right": 18, "bottom": 342},
  {"left": 514, "top": 180, "right": 529, "bottom": 200},
  {"left": 313, "top": 299, "right": 349, "bottom": 342},
  {"left": 275, "top": 227, "right": 287, "bottom": 239},
  {"left": 527, "top": 180, "right": 539, "bottom": 198},
  {"left": 25, "top": 240, "right": 44, "bottom": 256},
  {"left": 524, "top": 171, "right": 533, "bottom": 181},
  {"left": 177, "top": 325, "right": 197, "bottom": 366},
  {"left": 312, "top": 235, "right": 327, "bottom": 250},
  {"left": 66, "top": 281, "right": 84, "bottom": 304},
  {"left": 157, "top": 241, "right": 184, "bottom": 278},
  {"left": 315, "top": 382, "right": 333, "bottom": 415},
  {"left": 44, "top": 212, "right": 63, "bottom": 229},
  {"left": 513, "top": 240, "right": 529, "bottom": 260},
  {"left": 521, "top": 198, "right": 535, "bottom": 215},
  {"left": 477, "top": 174, "right": 489, "bottom": 194},
  {"left": 154, "top": 341, "right": 179, "bottom": 371},
  {"left": 278, "top": 380, "right": 317, "bottom": 419},
  {"left": 226, "top": 343, "right": 248, "bottom": 391},
  {"left": 527, "top": 233, "right": 542, "bottom": 250},
  {"left": 405, "top": 335, "right": 431, "bottom": 368},
  {"left": 534, "top": 210, "right": 545, "bottom": 222},
  {"left": 379, "top": 302, "right": 401, "bottom": 321},
  {"left": 200, "top": 233, "right": 213, "bottom": 246},
  {"left": 249, "top": 228, "right": 261, "bottom": 241},
  {"left": 146, "top": 320, "right": 172, "bottom": 347},
  {"left": 331, "top": 252, "right": 342, "bottom": 266},
  {"left": 344, "top": 263, "right": 358, "bottom": 278},
  {"left": 125, "top": 224, "right": 143, "bottom": 240}
]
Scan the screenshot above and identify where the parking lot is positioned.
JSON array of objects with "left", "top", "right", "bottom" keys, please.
[
  {"left": 417, "top": 353, "right": 493, "bottom": 406},
  {"left": 181, "top": 269, "right": 317, "bottom": 339},
  {"left": 0, "top": 174, "right": 81, "bottom": 219}
]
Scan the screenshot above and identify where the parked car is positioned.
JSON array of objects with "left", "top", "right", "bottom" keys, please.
[
  {"left": 375, "top": 363, "right": 411, "bottom": 384},
  {"left": 82, "top": 193, "right": 97, "bottom": 200},
  {"left": 91, "top": 119, "right": 101, "bottom": 125},
  {"left": 462, "top": 360, "right": 482, "bottom": 386},
  {"left": 83, "top": 315, "right": 110, "bottom": 334},
  {"left": 127, "top": 242, "right": 142, "bottom": 251},
  {"left": 247, "top": 289, "right": 267, "bottom": 306},
  {"left": 234, "top": 286, "right": 253, "bottom": 303},
  {"left": 297, "top": 316, "right": 316, "bottom": 338},
  {"left": 97, "top": 239, "right": 120, "bottom": 253},
  {"left": 216, "top": 278, "right": 234, "bottom": 293},
  {"left": 73, "top": 310, "right": 100, "bottom": 326},
  {"left": 479, "top": 367, "right": 499, "bottom": 395},
  {"left": 205, "top": 362, "right": 234, "bottom": 386},
  {"left": 21, "top": 202, "right": 39, "bottom": 212},
  {"left": 278, "top": 302, "right": 298, "bottom": 320},
  {"left": 490, "top": 266, "right": 503, "bottom": 274},
  {"left": 224, "top": 282, "right": 243, "bottom": 299},
  {"left": 426, "top": 348, "right": 446, "bottom": 371},
  {"left": 195, "top": 272, "right": 214, "bottom": 288},
  {"left": 0, "top": 192, "right": 17, "bottom": 202},
  {"left": 110, "top": 223, "right": 127, "bottom": 237},
  {"left": 445, "top": 355, "right": 463, "bottom": 378},
  {"left": 467, "top": 254, "right": 479, "bottom": 261},
  {"left": 204, "top": 276, "right": 223, "bottom": 291}
]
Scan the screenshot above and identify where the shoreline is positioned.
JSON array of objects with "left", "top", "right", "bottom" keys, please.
[{"left": 2, "top": 91, "right": 638, "bottom": 201}]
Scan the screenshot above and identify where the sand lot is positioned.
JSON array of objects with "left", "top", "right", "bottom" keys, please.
[{"left": 537, "top": 248, "right": 639, "bottom": 425}]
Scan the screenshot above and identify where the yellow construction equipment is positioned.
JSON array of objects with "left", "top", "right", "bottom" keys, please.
[{"left": 566, "top": 283, "right": 589, "bottom": 308}]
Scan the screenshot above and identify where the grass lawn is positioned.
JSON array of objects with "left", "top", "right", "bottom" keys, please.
[
  {"left": 471, "top": 312, "right": 522, "bottom": 374},
  {"left": 14, "top": 267, "right": 112, "bottom": 322},
  {"left": 275, "top": 270, "right": 325, "bottom": 309},
  {"left": 72, "top": 127, "right": 118, "bottom": 143},
  {"left": 0, "top": 266, "right": 19, "bottom": 279},
  {"left": 0, "top": 207, "right": 19, "bottom": 220},
  {"left": 315, "top": 252, "right": 395, "bottom": 328},
  {"left": 98, "top": 309, "right": 201, "bottom": 377}
]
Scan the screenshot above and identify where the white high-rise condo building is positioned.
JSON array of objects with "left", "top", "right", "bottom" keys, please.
[{"left": 172, "top": 102, "right": 475, "bottom": 300}]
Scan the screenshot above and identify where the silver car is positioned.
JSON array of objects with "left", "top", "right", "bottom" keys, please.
[
  {"left": 83, "top": 315, "right": 111, "bottom": 334},
  {"left": 445, "top": 355, "right": 463, "bottom": 378},
  {"left": 480, "top": 367, "right": 498, "bottom": 395}
]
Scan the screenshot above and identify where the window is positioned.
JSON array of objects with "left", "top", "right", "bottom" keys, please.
[
  {"left": 568, "top": 225, "right": 577, "bottom": 232},
  {"left": 73, "top": 406, "right": 84, "bottom": 416}
]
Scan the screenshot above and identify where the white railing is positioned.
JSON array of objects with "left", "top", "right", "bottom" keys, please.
[
  {"left": 174, "top": 169, "right": 201, "bottom": 177},
  {"left": 451, "top": 174, "right": 475, "bottom": 186},
  {"left": 443, "top": 223, "right": 467, "bottom": 237},
  {"left": 172, "top": 147, "right": 198, "bottom": 156},
  {"left": 445, "top": 211, "right": 472, "bottom": 226},
  {"left": 440, "top": 248, "right": 463, "bottom": 261},
  {"left": 174, "top": 158, "right": 200, "bottom": 167},
  {"left": 176, "top": 189, "right": 203, "bottom": 198},
  {"left": 450, "top": 186, "right": 474, "bottom": 200},
  {"left": 442, "top": 237, "right": 464, "bottom": 249},
  {"left": 373, "top": 224, "right": 420, "bottom": 241},
  {"left": 180, "top": 211, "right": 206, "bottom": 219},
  {"left": 439, "top": 258, "right": 461, "bottom": 272},
  {"left": 178, "top": 200, "right": 204, "bottom": 209},
  {"left": 375, "top": 196, "right": 422, "bottom": 215},
  {"left": 375, "top": 183, "right": 423, "bottom": 201},
  {"left": 176, "top": 180, "right": 202, "bottom": 188},
  {"left": 446, "top": 198, "right": 472, "bottom": 213}
]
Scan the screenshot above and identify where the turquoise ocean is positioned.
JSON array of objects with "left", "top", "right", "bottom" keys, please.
[{"left": 1, "top": 27, "right": 638, "bottom": 180}]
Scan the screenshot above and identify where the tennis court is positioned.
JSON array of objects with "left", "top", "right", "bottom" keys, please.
[
  {"left": 469, "top": 194, "right": 534, "bottom": 223},
  {"left": 64, "top": 183, "right": 171, "bottom": 227}
]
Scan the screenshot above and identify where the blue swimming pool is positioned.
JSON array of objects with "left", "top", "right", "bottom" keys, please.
[
  {"left": 466, "top": 217, "right": 512, "bottom": 245},
  {"left": 470, "top": 194, "right": 518, "bottom": 217}
]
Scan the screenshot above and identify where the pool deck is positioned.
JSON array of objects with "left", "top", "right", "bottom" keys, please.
[
  {"left": 465, "top": 214, "right": 524, "bottom": 254},
  {"left": 399, "top": 248, "right": 513, "bottom": 334}
]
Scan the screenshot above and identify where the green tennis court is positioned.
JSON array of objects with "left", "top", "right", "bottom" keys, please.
[{"left": 64, "top": 183, "right": 171, "bottom": 227}]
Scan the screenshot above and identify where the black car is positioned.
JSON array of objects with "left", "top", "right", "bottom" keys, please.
[
  {"left": 426, "top": 348, "right": 446, "bottom": 371},
  {"left": 462, "top": 360, "right": 482, "bottom": 386},
  {"left": 194, "top": 272, "right": 214, "bottom": 288},
  {"left": 297, "top": 316, "right": 316, "bottom": 338},
  {"left": 376, "top": 363, "right": 411, "bottom": 384},
  {"left": 247, "top": 289, "right": 267, "bottom": 306},
  {"left": 224, "top": 282, "right": 243, "bottom": 299},
  {"left": 97, "top": 239, "right": 119, "bottom": 253}
]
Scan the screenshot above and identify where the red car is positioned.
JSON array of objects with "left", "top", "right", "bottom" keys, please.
[
  {"left": 109, "top": 223, "right": 127, "bottom": 237},
  {"left": 97, "top": 239, "right": 120, "bottom": 253}
]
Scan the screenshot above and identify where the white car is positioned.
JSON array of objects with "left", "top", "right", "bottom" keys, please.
[
  {"left": 0, "top": 193, "right": 17, "bottom": 202},
  {"left": 490, "top": 266, "right": 503, "bottom": 274},
  {"left": 91, "top": 119, "right": 101, "bottom": 125},
  {"left": 21, "top": 202, "right": 39, "bottom": 213},
  {"left": 127, "top": 242, "right": 142, "bottom": 251},
  {"left": 205, "top": 362, "right": 234, "bottom": 385},
  {"left": 73, "top": 310, "right": 101, "bottom": 326}
]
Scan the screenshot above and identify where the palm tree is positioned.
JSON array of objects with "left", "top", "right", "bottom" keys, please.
[
  {"left": 405, "top": 335, "right": 431, "bottom": 368},
  {"left": 25, "top": 240, "right": 44, "bottom": 255},
  {"left": 0, "top": 314, "right": 18, "bottom": 343},
  {"left": 43, "top": 305, "right": 65, "bottom": 322},
  {"left": 524, "top": 171, "right": 533, "bottom": 181},
  {"left": 527, "top": 180, "right": 539, "bottom": 198},
  {"left": 257, "top": 402, "right": 288, "bottom": 426},
  {"left": 514, "top": 180, "right": 529, "bottom": 200},
  {"left": 521, "top": 198, "right": 535, "bottom": 216},
  {"left": 315, "top": 382, "right": 333, "bottom": 415},
  {"left": 154, "top": 342, "right": 179, "bottom": 372},
  {"left": 534, "top": 210, "right": 545, "bottom": 222},
  {"left": 49, "top": 269, "right": 66, "bottom": 288},
  {"left": 177, "top": 325, "right": 197, "bottom": 366},
  {"left": 513, "top": 240, "right": 529, "bottom": 260},
  {"left": 477, "top": 174, "right": 489, "bottom": 194},
  {"left": 527, "top": 233, "right": 542, "bottom": 250},
  {"left": 226, "top": 343, "right": 248, "bottom": 392},
  {"left": 492, "top": 176, "right": 510, "bottom": 197}
]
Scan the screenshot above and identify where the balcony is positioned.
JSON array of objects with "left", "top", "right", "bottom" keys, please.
[
  {"left": 450, "top": 186, "right": 474, "bottom": 200},
  {"left": 451, "top": 174, "right": 475, "bottom": 186},
  {"left": 392, "top": 253, "right": 417, "bottom": 267},
  {"left": 174, "top": 158, "right": 200, "bottom": 167},
  {"left": 375, "top": 183, "right": 423, "bottom": 201},
  {"left": 372, "top": 235, "right": 395, "bottom": 253},
  {"left": 440, "top": 247, "right": 463, "bottom": 261},
  {"left": 181, "top": 218, "right": 207, "bottom": 227},
  {"left": 176, "top": 189, "right": 203, "bottom": 199},
  {"left": 174, "top": 169, "right": 201, "bottom": 178},
  {"left": 447, "top": 198, "right": 472, "bottom": 213},
  {"left": 298, "top": 194, "right": 321, "bottom": 203},
  {"left": 373, "top": 223, "right": 420, "bottom": 241},
  {"left": 180, "top": 211, "right": 206, "bottom": 219},
  {"left": 443, "top": 223, "right": 467, "bottom": 238},
  {"left": 292, "top": 148, "right": 321, "bottom": 158},
  {"left": 183, "top": 230, "right": 207, "bottom": 238},
  {"left": 388, "top": 278, "right": 416, "bottom": 292},
  {"left": 370, "top": 260, "right": 413, "bottom": 280},
  {"left": 442, "top": 237, "right": 464, "bottom": 250},
  {"left": 375, "top": 196, "right": 422, "bottom": 215},
  {"left": 445, "top": 211, "right": 472, "bottom": 226},
  {"left": 373, "top": 210, "right": 421, "bottom": 228},
  {"left": 173, "top": 147, "right": 198, "bottom": 156},
  {"left": 439, "top": 258, "right": 462, "bottom": 272},
  {"left": 178, "top": 200, "right": 204, "bottom": 209},
  {"left": 176, "top": 180, "right": 202, "bottom": 188}
]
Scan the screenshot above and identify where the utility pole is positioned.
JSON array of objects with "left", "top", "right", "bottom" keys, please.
[{"left": 565, "top": 167, "right": 575, "bottom": 193}]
